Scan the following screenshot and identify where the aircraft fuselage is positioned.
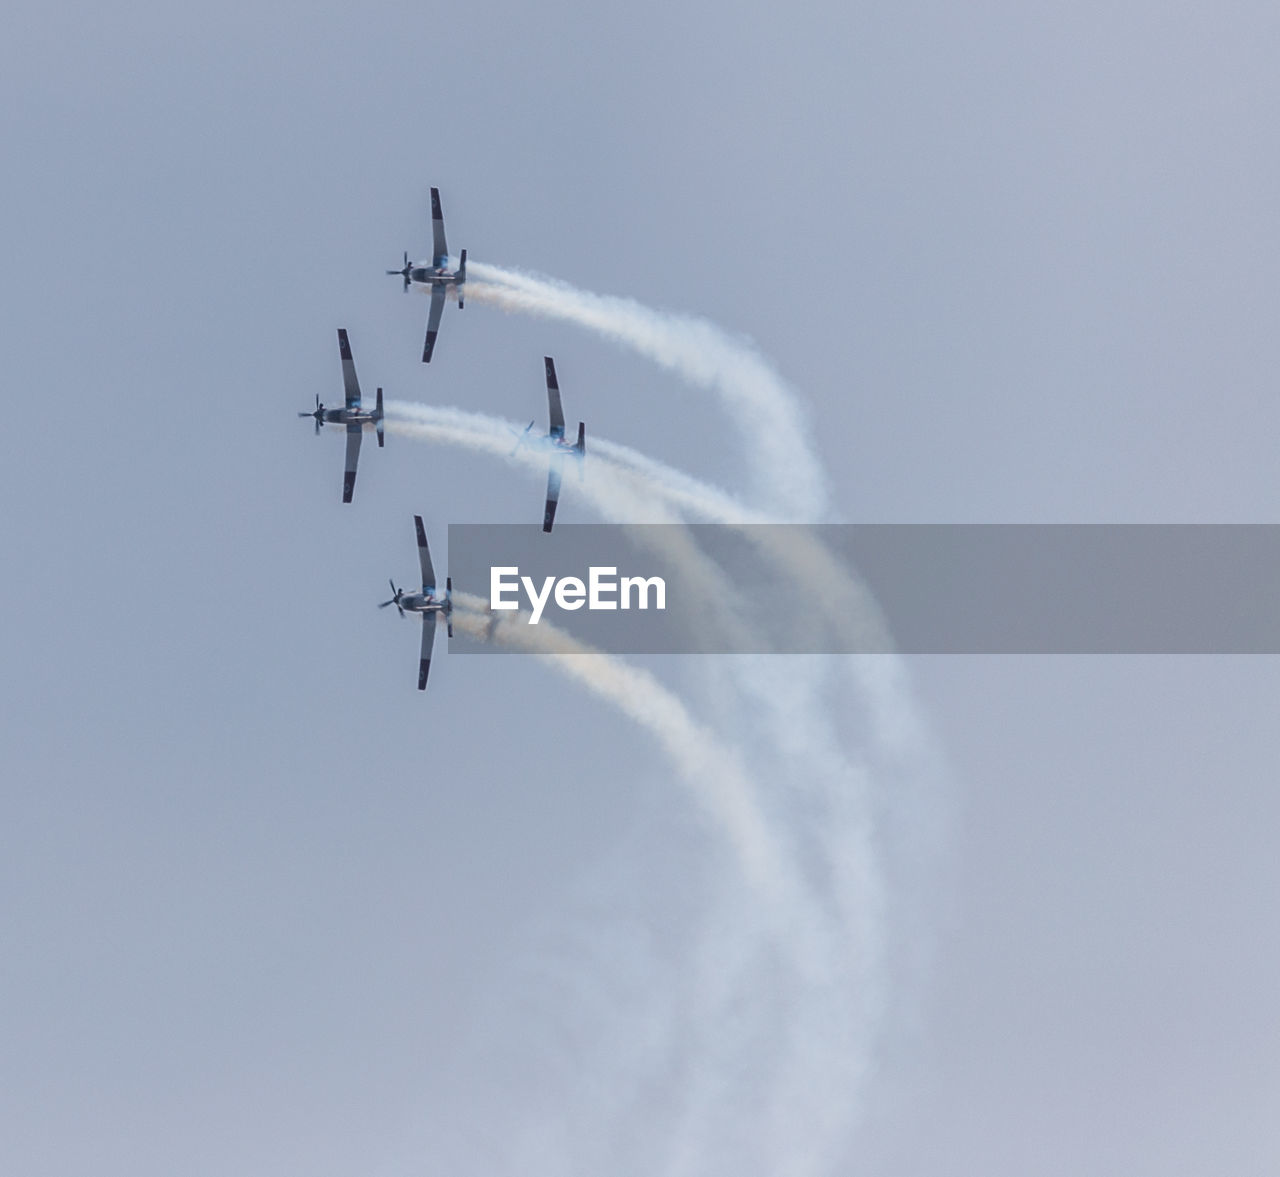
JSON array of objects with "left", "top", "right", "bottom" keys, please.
[
  {"left": 409, "top": 265, "right": 464, "bottom": 286},
  {"left": 399, "top": 593, "right": 450, "bottom": 615},
  {"left": 316, "top": 407, "right": 379, "bottom": 427}
]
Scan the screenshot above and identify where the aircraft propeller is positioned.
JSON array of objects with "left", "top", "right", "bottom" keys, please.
[
  {"left": 298, "top": 394, "right": 324, "bottom": 434},
  {"left": 386, "top": 251, "right": 411, "bottom": 292},
  {"left": 508, "top": 421, "right": 536, "bottom": 456},
  {"left": 378, "top": 579, "right": 405, "bottom": 617}
]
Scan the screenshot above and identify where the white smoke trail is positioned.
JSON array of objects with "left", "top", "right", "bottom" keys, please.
[
  {"left": 385, "top": 404, "right": 771, "bottom": 653},
  {"left": 387, "top": 406, "right": 706, "bottom": 525},
  {"left": 429, "top": 263, "right": 942, "bottom": 878},
  {"left": 386, "top": 402, "right": 898, "bottom": 657},
  {"left": 466, "top": 261, "right": 827, "bottom": 519},
  {"left": 450, "top": 593, "right": 796, "bottom": 903},
  {"left": 392, "top": 265, "right": 940, "bottom": 1172},
  {"left": 386, "top": 398, "right": 910, "bottom": 1171},
  {"left": 444, "top": 595, "right": 863, "bottom": 1176}
]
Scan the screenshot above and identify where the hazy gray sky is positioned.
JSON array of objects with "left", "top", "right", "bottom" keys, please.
[{"left": 3, "top": 2, "right": 1278, "bottom": 1175}]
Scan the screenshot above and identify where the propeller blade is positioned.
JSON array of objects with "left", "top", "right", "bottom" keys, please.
[
  {"left": 380, "top": 577, "right": 406, "bottom": 617},
  {"left": 314, "top": 417, "right": 321, "bottom": 436},
  {"left": 508, "top": 422, "right": 536, "bottom": 457},
  {"left": 402, "top": 274, "right": 410, "bottom": 293}
]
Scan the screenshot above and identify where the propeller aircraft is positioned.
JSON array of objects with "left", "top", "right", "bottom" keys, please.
[
  {"left": 511, "top": 357, "right": 585, "bottom": 532},
  {"left": 380, "top": 515, "right": 453, "bottom": 691},
  {"left": 387, "top": 186, "right": 467, "bottom": 363},
  {"left": 298, "top": 328, "right": 385, "bottom": 504}
]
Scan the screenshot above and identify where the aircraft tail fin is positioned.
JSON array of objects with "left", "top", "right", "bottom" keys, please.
[
  {"left": 457, "top": 249, "right": 466, "bottom": 308},
  {"left": 445, "top": 578, "right": 453, "bottom": 638},
  {"left": 575, "top": 422, "right": 585, "bottom": 454},
  {"left": 375, "top": 388, "right": 385, "bottom": 447}
]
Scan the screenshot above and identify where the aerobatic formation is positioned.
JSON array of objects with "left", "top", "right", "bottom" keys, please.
[
  {"left": 299, "top": 187, "right": 586, "bottom": 689},
  {"left": 295, "top": 187, "right": 914, "bottom": 1177}
]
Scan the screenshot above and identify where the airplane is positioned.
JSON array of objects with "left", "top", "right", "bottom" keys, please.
[
  {"left": 379, "top": 515, "right": 453, "bottom": 691},
  {"left": 298, "top": 328, "right": 385, "bottom": 504},
  {"left": 386, "top": 186, "right": 467, "bottom": 363},
  {"left": 510, "top": 357, "right": 585, "bottom": 533}
]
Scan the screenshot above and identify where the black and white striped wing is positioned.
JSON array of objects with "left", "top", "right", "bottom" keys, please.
[
  {"left": 430, "top": 187, "right": 449, "bottom": 266},
  {"left": 542, "top": 455, "right": 563, "bottom": 533},
  {"left": 418, "top": 613, "right": 436, "bottom": 691},
  {"left": 337, "top": 328, "right": 361, "bottom": 409},
  {"left": 414, "top": 514, "right": 436, "bottom": 592},
  {"left": 545, "top": 356, "right": 565, "bottom": 439},
  {"left": 422, "top": 285, "right": 445, "bottom": 363},
  {"left": 342, "top": 423, "right": 362, "bottom": 503}
]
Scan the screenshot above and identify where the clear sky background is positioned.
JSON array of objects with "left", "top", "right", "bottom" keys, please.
[{"left": 3, "top": 2, "right": 1278, "bottom": 1175}]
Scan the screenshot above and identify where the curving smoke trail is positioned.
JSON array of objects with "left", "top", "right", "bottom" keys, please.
[
  {"left": 414, "top": 265, "right": 930, "bottom": 766},
  {"left": 442, "top": 595, "right": 873, "bottom": 1177},
  {"left": 385, "top": 402, "right": 897, "bottom": 657},
  {"left": 390, "top": 267, "right": 942, "bottom": 1175},
  {"left": 466, "top": 261, "right": 828, "bottom": 519},
  {"left": 386, "top": 396, "right": 922, "bottom": 1173},
  {"left": 384, "top": 402, "right": 734, "bottom": 525},
  {"left": 449, "top": 592, "right": 797, "bottom": 904}
]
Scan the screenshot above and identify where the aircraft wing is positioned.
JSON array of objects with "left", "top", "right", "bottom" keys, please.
[
  {"left": 542, "top": 454, "right": 564, "bottom": 533},
  {"left": 414, "top": 514, "right": 437, "bottom": 591},
  {"left": 342, "top": 422, "right": 362, "bottom": 503},
  {"left": 418, "top": 613, "right": 436, "bottom": 691},
  {"left": 422, "top": 284, "right": 446, "bottom": 363},
  {"left": 545, "top": 356, "right": 565, "bottom": 438},
  {"left": 337, "top": 328, "right": 361, "bottom": 408},
  {"left": 430, "top": 187, "right": 449, "bottom": 266}
]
